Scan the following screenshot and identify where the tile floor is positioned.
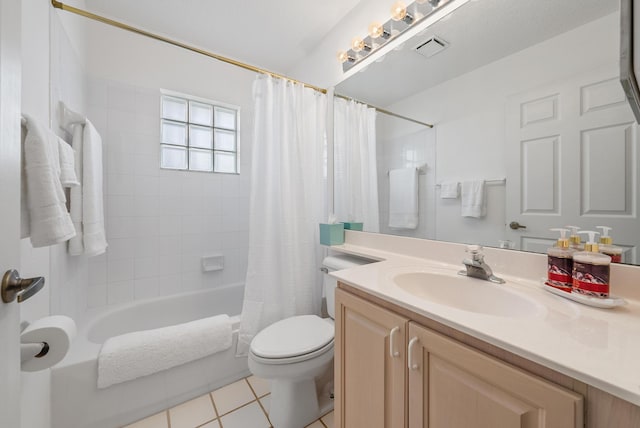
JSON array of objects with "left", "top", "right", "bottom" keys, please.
[{"left": 123, "top": 375, "right": 334, "bottom": 428}]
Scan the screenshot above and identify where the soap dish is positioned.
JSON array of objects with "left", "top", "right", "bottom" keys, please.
[{"left": 540, "top": 280, "right": 627, "bottom": 309}]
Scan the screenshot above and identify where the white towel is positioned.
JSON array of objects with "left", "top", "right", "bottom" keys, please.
[
  {"left": 461, "top": 180, "right": 486, "bottom": 218},
  {"left": 58, "top": 139, "right": 79, "bottom": 188},
  {"left": 440, "top": 181, "right": 459, "bottom": 199},
  {"left": 388, "top": 168, "right": 418, "bottom": 229},
  {"left": 68, "top": 120, "right": 108, "bottom": 256},
  {"left": 21, "top": 115, "right": 76, "bottom": 247},
  {"left": 97, "top": 314, "right": 232, "bottom": 389}
]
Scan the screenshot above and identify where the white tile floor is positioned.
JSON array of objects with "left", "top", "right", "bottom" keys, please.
[{"left": 122, "top": 375, "right": 334, "bottom": 428}]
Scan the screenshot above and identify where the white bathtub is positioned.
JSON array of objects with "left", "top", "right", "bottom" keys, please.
[{"left": 51, "top": 284, "right": 249, "bottom": 428}]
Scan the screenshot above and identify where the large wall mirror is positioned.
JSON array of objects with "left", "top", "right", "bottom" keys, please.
[{"left": 333, "top": 0, "right": 640, "bottom": 265}]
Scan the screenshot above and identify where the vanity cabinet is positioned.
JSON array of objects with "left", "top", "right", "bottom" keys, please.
[
  {"left": 334, "top": 287, "right": 408, "bottom": 428},
  {"left": 335, "top": 288, "right": 584, "bottom": 428}
]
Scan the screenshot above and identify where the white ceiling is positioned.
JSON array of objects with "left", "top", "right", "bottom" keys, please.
[
  {"left": 85, "top": 0, "right": 365, "bottom": 75},
  {"left": 336, "top": 0, "right": 619, "bottom": 106}
]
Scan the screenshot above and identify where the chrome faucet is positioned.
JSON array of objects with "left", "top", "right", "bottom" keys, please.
[{"left": 458, "top": 245, "right": 505, "bottom": 284}]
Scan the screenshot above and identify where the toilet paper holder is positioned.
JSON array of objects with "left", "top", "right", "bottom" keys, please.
[
  {"left": 1, "top": 269, "right": 45, "bottom": 303},
  {"left": 21, "top": 342, "right": 49, "bottom": 363}
]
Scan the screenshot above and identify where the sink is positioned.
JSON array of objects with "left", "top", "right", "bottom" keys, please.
[{"left": 393, "top": 271, "right": 543, "bottom": 318}]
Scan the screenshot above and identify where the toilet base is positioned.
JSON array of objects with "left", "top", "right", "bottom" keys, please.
[{"left": 270, "top": 378, "right": 320, "bottom": 428}]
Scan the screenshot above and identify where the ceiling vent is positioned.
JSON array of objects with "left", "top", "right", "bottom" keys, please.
[{"left": 414, "top": 36, "right": 449, "bottom": 58}]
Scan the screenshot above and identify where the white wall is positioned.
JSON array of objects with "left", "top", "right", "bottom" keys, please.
[
  {"left": 79, "top": 18, "right": 255, "bottom": 311},
  {"left": 380, "top": 12, "right": 619, "bottom": 247}
]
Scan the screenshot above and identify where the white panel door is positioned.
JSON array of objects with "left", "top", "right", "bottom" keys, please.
[
  {"left": 506, "top": 66, "right": 639, "bottom": 263},
  {"left": 0, "top": 0, "right": 22, "bottom": 426}
]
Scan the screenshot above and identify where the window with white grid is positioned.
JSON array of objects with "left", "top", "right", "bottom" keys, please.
[{"left": 160, "top": 93, "right": 239, "bottom": 173}]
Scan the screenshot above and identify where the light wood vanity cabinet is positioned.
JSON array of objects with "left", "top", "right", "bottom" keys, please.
[
  {"left": 335, "top": 288, "right": 584, "bottom": 428},
  {"left": 334, "top": 287, "right": 408, "bottom": 428}
]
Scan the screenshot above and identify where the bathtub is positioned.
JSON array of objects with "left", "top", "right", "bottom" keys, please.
[{"left": 51, "top": 283, "right": 249, "bottom": 428}]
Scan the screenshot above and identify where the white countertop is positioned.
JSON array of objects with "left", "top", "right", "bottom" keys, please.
[{"left": 330, "top": 242, "right": 640, "bottom": 406}]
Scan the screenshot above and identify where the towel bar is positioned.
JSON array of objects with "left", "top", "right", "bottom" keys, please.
[{"left": 436, "top": 178, "right": 506, "bottom": 186}]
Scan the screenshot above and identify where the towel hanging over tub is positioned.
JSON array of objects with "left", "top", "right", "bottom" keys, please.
[{"left": 97, "top": 314, "right": 232, "bottom": 389}]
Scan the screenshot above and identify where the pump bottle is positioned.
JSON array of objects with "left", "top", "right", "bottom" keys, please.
[
  {"left": 596, "top": 226, "right": 623, "bottom": 263},
  {"left": 572, "top": 231, "right": 611, "bottom": 298},
  {"left": 545, "top": 228, "right": 575, "bottom": 292},
  {"left": 566, "top": 225, "right": 583, "bottom": 251}
]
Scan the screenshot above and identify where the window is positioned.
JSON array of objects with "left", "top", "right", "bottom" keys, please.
[{"left": 160, "top": 92, "right": 239, "bottom": 173}]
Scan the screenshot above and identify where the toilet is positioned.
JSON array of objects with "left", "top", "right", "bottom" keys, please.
[{"left": 248, "top": 254, "right": 371, "bottom": 428}]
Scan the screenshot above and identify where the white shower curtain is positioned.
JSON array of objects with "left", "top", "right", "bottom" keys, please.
[
  {"left": 236, "top": 75, "right": 327, "bottom": 356},
  {"left": 334, "top": 98, "right": 379, "bottom": 232}
]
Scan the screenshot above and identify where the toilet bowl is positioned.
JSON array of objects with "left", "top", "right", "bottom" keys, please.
[{"left": 248, "top": 254, "right": 371, "bottom": 428}]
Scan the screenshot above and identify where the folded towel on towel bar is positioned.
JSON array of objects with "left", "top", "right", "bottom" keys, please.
[{"left": 97, "top": 314, "right": 232, "bottom": 389}]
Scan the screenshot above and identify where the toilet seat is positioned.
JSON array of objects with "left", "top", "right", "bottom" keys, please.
[{"left": 250, "top": 315, "right": 334, "bottom": 365}]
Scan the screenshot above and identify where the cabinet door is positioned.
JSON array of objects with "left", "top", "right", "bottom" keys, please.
[
  {"left": 407, "top": 322, "right": 583, "bottom": 428},
  {"left": 335, "top": 288, "right": 408, "bottom": 428}
]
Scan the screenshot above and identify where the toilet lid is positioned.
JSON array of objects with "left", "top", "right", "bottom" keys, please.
[{"left": 251, "top": 315, "right": 334, "bottom": 359}]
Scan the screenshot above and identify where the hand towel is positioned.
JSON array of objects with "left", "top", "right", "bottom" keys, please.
[
  {"left": 58, "top": 139, "right": 80, "bottom": 188},
  {"left": 68, "top": 120, "right": 108, "bottom": 257},
  {"left": 388, "top": 168, "right": 418, "bottom": 229},
  {"left": 21, "top": 115, "right": 76, "bottom": 247},
  {"left": 97, "top": 314, "right": 232, "bottom": 389},
  {"left": 461, "top": 180, "right": 486, "bottom": 218},
  {"left": 440, "top": 181, "right": 459, "bottom": 199}
]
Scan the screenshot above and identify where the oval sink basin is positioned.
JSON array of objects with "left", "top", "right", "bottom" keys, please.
[{"left": 393, "top": 271, "right": 543, "bottom": 318}]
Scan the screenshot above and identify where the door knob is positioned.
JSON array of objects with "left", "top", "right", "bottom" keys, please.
[
  {"left": 1, "top": 270, "right": 45, "bottom": 303},
  {"left": 509, "top": 221, "right": 527, "bottom": 230}
]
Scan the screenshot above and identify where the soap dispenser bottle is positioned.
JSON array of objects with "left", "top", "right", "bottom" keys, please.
[
  {"left": 596, "top": 226, "right": 623, "bottom": 263},
  {"left": 566, "top": 225, "right": 583, "bottom": 251},
  {"left": 572, "top": 231, "right": 611, "bottom": 298},
  {"left": 545, "top": 228, "right": 575, "bottom": 292}
]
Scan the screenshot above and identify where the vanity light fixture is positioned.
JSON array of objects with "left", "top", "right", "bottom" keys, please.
[{"left": 337, "top": 0, "right": 453, "bottom": 72}]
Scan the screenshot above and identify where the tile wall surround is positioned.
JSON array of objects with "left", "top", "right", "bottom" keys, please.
[
  {"left": 49, "top": 9, "right": 90, "bottom": 321},
  {"left": 50, "top": 16, "right": 252, "bottom": 318},
  {"left": 84, "top": 77, "right": 251, "bottom": 311}
]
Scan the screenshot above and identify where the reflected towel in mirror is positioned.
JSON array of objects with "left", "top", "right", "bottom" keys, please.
[{"left": 388, "top": 168, "right": 418, "bottom": 229}]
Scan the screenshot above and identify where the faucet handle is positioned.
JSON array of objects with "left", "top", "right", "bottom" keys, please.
[
  {"left": 466, "top": 244, "right": 482, "bottom": 253},
  {"left": 465, "top": 245, "right": 484, "bottom": 262}
]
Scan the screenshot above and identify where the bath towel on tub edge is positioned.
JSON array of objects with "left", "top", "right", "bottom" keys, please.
[{"left": 97, "top": 314, "right": 232, "bottom": 389}]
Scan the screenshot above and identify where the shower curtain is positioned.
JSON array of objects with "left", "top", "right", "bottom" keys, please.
[
  {"left": 237, "top": 75, "right": 327, "bottom": 356},
  {"left": 334, "top": 98, "right": 379, "bottom": 232}
]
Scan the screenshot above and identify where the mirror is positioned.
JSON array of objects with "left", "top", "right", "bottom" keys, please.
[{"left": 334, "top": 0, "right": 640, "bottom": 264}]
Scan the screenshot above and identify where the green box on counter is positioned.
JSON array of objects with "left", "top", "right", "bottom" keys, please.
[
  {"left": 342, "top": 222, "right": 363, "bottom": 231},
  {"left": 319, "top": 223, "right": 344, "bottom": 245}
]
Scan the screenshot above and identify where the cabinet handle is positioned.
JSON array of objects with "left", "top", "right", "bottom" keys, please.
[
  {"left": 389, "top": 326, "right": 400, "bottom": 358},
  {"left": 408, "top": 337, "right": 419, "bottom": 370}
]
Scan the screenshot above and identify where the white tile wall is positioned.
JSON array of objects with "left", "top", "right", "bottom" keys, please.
[{"left": 85, "top": 78, "right": 251, "bottom": 309}]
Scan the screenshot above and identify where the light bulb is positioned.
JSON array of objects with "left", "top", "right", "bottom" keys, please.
[
  {"left": 390, "top": 1, "right": 407, "bottom": 21},
  {"left": 337, "top": 51, "right": 349, "bottom": 63},
  {"left": 368, "top": 22, "right": 383, "bottom": 38},
  {"left": 351, "top": 37, "right": 365, "bottom": 52}
]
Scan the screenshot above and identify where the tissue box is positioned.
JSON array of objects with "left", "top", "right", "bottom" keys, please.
[
  {"left": 342, "top": 222, "right": 363, "bottom": 231},
  {"left": 319, "top": 223, "right": 344, "bottom": 246}
]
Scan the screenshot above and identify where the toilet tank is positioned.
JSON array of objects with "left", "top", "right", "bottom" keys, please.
[{"left": 322, "top": 254, "right": 374, "bottom": 319}]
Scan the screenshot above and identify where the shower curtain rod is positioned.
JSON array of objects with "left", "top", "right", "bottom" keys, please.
[{"left": 50, "top": 0, "right": 434, "bottom": 129}]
